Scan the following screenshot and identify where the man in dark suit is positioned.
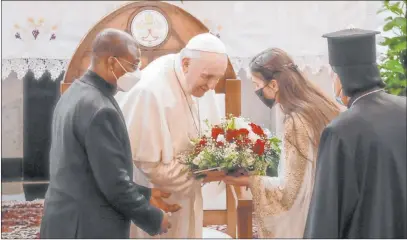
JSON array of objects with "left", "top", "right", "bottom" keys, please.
[
  {"left": 40, "top": 29, "right": 171, "bottom": 238},
  {"left": 304, "top": 28, "right": 407, "bottom": 238}
]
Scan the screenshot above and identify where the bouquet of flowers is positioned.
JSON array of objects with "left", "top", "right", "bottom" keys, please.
[{"left": 180, "top": 116, "right": 282, "bottom": 180}]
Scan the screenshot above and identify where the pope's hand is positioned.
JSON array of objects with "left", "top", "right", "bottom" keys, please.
[
  {"left": 150, "top": 189, "right": 182, "bottom": 213},
  {"left": 223, "top": 175, "right": 250, "bottom": 187}
]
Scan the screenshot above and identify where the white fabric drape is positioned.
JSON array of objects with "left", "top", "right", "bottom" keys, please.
[{"left": 2, "top": 1, "right": 385, "bottom": 59}]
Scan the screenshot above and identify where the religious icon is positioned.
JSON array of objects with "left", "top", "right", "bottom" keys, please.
[
  {"left": 140, "top": 13, "right": 159, "bottom": 42},
  {"left": 131, "top": 10, "right": 169, "bottom": 48}
]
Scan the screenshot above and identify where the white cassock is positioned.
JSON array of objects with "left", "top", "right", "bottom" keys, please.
[{"left": 116, "top": 53, "right": 222, "bottom": 238}]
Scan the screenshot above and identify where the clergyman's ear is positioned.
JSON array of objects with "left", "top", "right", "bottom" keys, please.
[{"left": 107, "top": 57, "right": 115, "bottom": 71}]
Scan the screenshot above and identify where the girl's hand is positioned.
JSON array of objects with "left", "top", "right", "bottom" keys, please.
[{"left": 223, "top": 175, "right": 250, "bottom": 187}]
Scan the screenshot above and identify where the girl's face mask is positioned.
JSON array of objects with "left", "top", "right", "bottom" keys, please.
[
  {"left": 252, "top": 73, "right": 278, "bottom": 109},
  {"left": 255, "top": 87, "right": 276, "bottom": 109}
]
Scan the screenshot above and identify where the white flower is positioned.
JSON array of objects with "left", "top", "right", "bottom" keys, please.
[
  {"left": 246, "top": 157, "right": 255, "bottom": 166},
  {"left": 264, "top": 128, "right": 272, "bottom": 138},
  {"left": 202, "top": 130, "right": 211, "bottom": 138},
  {"left": 193, "top": 151, "right": 205, "bottom": 165},
  {"left": 229, "top": 143, "right": 237, "bottom": 149},
  {"left": 242, "top": 156, "right": 255, "bottom": 168},
  {"left": 248, "top": 131, "right": 260, "bottom": 143},
  {"left": 216, "top": 134, "right": 225, "bottom": 142},
  {"left": 192, "top": 156, "right": 201, "bottom": 165},
  {"left": 234, "top": 117, "right": 250, "bottom": 130},
  {"left": 224, "top": 145, "right": 238, "bottom": 159}
]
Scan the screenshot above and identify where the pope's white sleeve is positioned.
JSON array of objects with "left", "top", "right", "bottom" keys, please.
[
  {"left": 125, "top": 88, "right": 197, "bottom": 197},
  {"left": 135, "top": 159, "right": 198, "bottom": 197}
]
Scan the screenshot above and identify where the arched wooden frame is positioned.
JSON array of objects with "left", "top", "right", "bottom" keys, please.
[{"left": 60, "top": 1, "right": 251, "bottom": 238}]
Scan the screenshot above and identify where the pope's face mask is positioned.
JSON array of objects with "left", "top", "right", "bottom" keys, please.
[
  {"left": 111, "top": 57, "right": 141, "bottom": 92},
  {"left": 255, "top": 86, "right": 276, "bottom": 109}
]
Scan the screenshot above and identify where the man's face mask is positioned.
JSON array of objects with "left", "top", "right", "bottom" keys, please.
[
  {"left": 255, "top": 86, "right": 276, "bottom": 109},
  {"left": 111, "top": 57, "right": 141, "bottom": 92}
]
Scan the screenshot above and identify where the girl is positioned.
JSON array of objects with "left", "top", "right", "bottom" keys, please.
[{"left": 223, "top": 48, "right": 341, "bottom": 238}]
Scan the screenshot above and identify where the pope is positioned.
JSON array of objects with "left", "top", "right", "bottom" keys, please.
[{"left": 116, "top": 33, "right": 229, "bottom": 238}]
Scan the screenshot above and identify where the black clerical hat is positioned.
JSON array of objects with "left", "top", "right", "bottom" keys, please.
[{"left": 323, "top": 28, "right": 380, "bottom": 67}]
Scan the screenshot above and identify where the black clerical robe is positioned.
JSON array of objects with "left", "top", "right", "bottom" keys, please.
[
  {"left": 40, "top": 71, "right": 163, "bottom": 238},
  {"left": 304, "top": 88, "right": 407, "bottom": 238}
]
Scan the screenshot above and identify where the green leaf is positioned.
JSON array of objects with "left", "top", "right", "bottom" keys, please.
[
  {"left": 384, "top": 16, "right": 393, "bottom": 21},
  {"left": 390, "top": 2, "right": 404, "bottom": 15},
  {"left": 383, "top": 21, "right": 395, "bottom": 31},
  {"left": 379, "top": 37, "right": 394, "bottom": 46},
  {"left": 227, "top": 117, "right": 236, "bottom": 129},
  {"left": 392, "top": 40, "right": 407, "bottom": 52},
  {"left": 382, "top": 60, "right": 405, "bottom": 74},
  {"left": 393, "top": 16, "right": 407, "bottom": 30},
  {"left": 383, "top": 17, "right": 407, "bottom": 34}
]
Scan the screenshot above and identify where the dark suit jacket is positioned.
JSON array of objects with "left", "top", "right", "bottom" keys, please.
[
  {"left": 40, "top": 71, "right": 163, "bottom": 239},
  {"left": 305, "top": 88, "right": 407, "bottom": 238}
]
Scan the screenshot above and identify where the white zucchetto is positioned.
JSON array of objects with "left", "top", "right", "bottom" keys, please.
[{"left": 185, "top": 33, "right": 227, "bottom": 54}]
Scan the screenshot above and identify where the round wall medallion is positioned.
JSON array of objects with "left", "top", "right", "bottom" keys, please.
[{"left": 130, "top": 9, "right": 169, "bottom": 48}]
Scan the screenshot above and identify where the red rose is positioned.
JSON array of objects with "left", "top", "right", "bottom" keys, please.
[
  {"left": 249, "top": 123, "right": 265, "bottom": 136},
  {"left": 235, "top": 139, "right": 244, "bottom": 147},
  {"left": 237, "top": 128, "right": 250, "bottom": 137},
  {"left": 199, "top": 138, "right": 207, "bottom": 147},
  {"left": 216, "top": 141, "right": 225, "bottom": 147},
  {"left": 236, "top": 136, "right": 251, "bottom": 148},
  {"left": 212, "top": 127, "right": 224, "bottom": 140},
  {"left": 252, "top": 139, "right": 266, "bottom": 156},
  {"left": 243, "top": 137, "right": 251, "bottom": 145},
  {"left": 226, "top": 129, "right": 239, "bottom": 142}
]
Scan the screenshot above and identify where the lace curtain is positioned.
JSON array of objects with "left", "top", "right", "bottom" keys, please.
[{"left": 1, "top": 55, "right": 334, "bottom": 81}]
